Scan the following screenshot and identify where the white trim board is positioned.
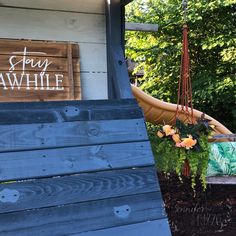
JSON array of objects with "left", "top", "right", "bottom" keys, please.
[{"left": 0, "top": 0, "right": 105, "bottom": 14}]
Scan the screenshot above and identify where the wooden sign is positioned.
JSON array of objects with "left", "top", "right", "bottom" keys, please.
[{"left": 0, "top": 39, "right": 81, "bottom": 102}]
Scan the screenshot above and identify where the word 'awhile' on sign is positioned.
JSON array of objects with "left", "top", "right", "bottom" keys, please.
[{"left": 0, "top": 39, "right": 81, "bottom": 102}]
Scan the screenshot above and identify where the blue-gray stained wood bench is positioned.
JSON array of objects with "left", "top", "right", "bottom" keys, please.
[{"left": 0, "top": 99, "right": 171, "bottom": 236}]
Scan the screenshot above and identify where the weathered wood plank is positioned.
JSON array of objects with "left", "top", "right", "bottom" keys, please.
[
  {"left": 109, "top": 47, "right": 133, "bottom": 99},
  {"left": 71, "top": 219, "right": 172, "bottom": 236},
  {"left": 0, "top": 71, "right": 81, "bottom": 102},
  {"left": 0, "top": 7, "right": 106, "bottom": 44},
  {"left": 0, "top": 118, "right": 147, "bottom": 152},
  {"left": 0, "top": 86, "right": 81, "bottom": 102},
  {"left": 0, "top": 71, "right": 107, "bottom": 101},
  {"left": 0, "top": 71, "right": 79, "bottom": 87},
  {"left": 0, "top": 100, "right": 142, "bottom": 124},
  {"left": 0, "top": 192, "right": 166, "bottom": 236},
  {"left": 0, "top": 104, "right": 140, "bottom": 121},
  {"left": 207, "top": 176, "right": 236, "bottom": 185},
  {"left": 67, "top": 43, "right": 75, "bottom": 99},
  {"left": 0, "top": 141, "right": 153, "bottom": 181},
  {"left": 0, "top": 167, "right": 159, "bottom": 213},
  {"left": 0, "top": 39, "right": 80, "bottom": 57},
  {"left": 0, "top": 98, "right": 138, "bottom": 110},
  {"left": 0, "top": 0, "right": 106, "bottom": 14},
  {"left": 0, "top": 55, "right": 80, "bottom": 72},
  {"left": 106, "top": 0, "right": 133, "bottom": 99},
  {"left": 0, "top": 39, "right": 81, "bottom": 102}
]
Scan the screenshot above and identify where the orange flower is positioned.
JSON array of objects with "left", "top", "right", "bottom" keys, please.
[
  {"left": 175, "top": 142, "right": 182, "bottom": 147},
  {"left": 157, "top": 131, "right": 164, "bottom": 138},
  {"left": 172, "top": 134, "right": 181, "bottom": 143},
  {"left": 162, "top": 125, "right": 175, "bottom": 136},
  {"left": 180, "top": 135, "right": 197, "bottom": 149}
]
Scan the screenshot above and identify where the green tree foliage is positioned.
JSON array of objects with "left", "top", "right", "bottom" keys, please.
[{"left": 126, "top": 0, "right": 236, "bottom": 132}]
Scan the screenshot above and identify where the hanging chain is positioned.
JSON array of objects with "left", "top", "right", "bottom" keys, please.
[{"left": 182, "top": 0, "right": 188, "bottom": 23}]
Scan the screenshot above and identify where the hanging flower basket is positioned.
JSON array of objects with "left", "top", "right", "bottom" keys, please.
[{"left": 152, "top": 117, "right": 213, "bottom": 190}]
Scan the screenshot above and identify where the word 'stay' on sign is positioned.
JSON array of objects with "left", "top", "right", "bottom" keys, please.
[{"left": 0, "top": 39, "right": 81, "bottom": 102}]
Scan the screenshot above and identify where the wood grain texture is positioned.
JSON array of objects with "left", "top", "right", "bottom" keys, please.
[
  {"left": 0, "top": 98, "right": 138, "bottom": 110},
  {"left": 0, "top": 104, "right": 142, "bottom": 124},
  {"left": 0, "top": 7, "right": 106, "bottom": 44},
  {"left": 0, "top": 43, "right": 107, "bottom": 100},
  {"left": 0, "top": 141, "right": 154, "bottom": 181},
  {"left": 106, "top": 1, "right": 132, "bottom": 99},
  {"left": 0, "top": 39, "right": 80, "bottom": 57},
  {"left": 0, "top": 118, "right": 147, "bottom": 152},
  {"left": 0, "top": 86, "right": 81, "bottom": 101},
  {"left": 0, "top": 55, "right": 80, "bottom": 72},
  {"left": 0, "top": 167, "right": 159, "bottom": 213},
  {"left": 109, "top": 47, "right": 133, "bottom": 99},
  {"left": 0, "top": 72, "right": 79, "bottom": 87},
  {"left": 0, "top": 192, "right": 166, "bottom": 236},
  {"left": 71, "top": 219, "right": 172, "bottom": 236},
  {"left": 0, "top": 72, "right": 106, "bottom": 100},
  {"left": 0, "top": 99, "right": 142, "bottom": 124},
  {"left": 0, "top": 39, "right": 81, "bottom": 101},
  {"left": 0, "top": 0, "right": 106, "bottom": 14}
]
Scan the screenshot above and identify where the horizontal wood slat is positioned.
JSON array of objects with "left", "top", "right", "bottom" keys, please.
[
  {"left": 0, "top": 192, "right": 165, "bottom": 236},
  {"left": 0, "top": 71, "right": 80, "bottom": 86},
  {"left": 71, "top": 219, "right": 172, "bottom": 236},
  {"left": 0, "top": 167, "right": 159, "bottom": 213},
  {"left": 0, "top": 71, "right": 107, "bottom": 101},
  {"left": 0, "top": 118, "right": 147, "bottom": 152},
  {"left": 0, "top": 7, "right": 106, "bottom": 44},
  {"left": 0, "top": 86, "right": 81, "bottom": 101},
  {"left": 0, "top": 98, "right": 137, "bottom": 110},
  {"left": 0, "top": 99, "right": 142, "bottom": 124},
  {"left": 0, "top": 39, "right": 80, "bottom": 58},
  {"left": 0, "top": 0, "right": 106, "bottom": 14},
  {"left": 0, "top": 57, "right": 80, "bottom": 72},
  {"left": 0, "top": 141, "right": 154, "bottom": 181}
]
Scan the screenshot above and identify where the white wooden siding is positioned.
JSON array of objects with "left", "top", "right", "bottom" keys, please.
[
  {"left": 81, "top": 73, "right": 108, "bottom": 100},
  {"left": 0, "top": 0, "right": 105, "bottom": 14},
  {"left": 79, "top": 43, "right": 107, "bottom": 73},
  {"left": 0, "top": 6, "right": 108, "bottom": 100}
]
